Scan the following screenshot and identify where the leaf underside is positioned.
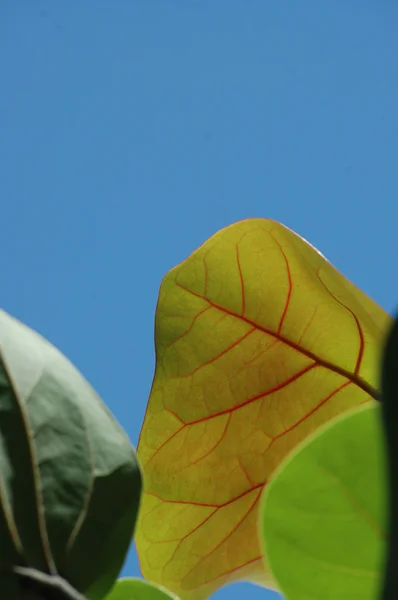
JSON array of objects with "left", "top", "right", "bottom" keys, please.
[{"left": 135, "top": 218, "right": 389, "bottom": 600}]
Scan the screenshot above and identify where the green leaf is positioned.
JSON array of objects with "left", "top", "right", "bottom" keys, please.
[
  {"left": 0, "top": 309, "right": 142, "bottom": 599},
  {"left": 380, "top": 313, "right": 398, "bottom": 600},
  {"left": 105, "top": 578, "right": 179, "bottom": 600},
  {"left": 135, "top": 218, "right": 389, "bottom": 599},
  {"left": 12, "top": 566, "right": 86, "bottom": 600},
  {"left": 260, "top": 403, "right": 387, "bottom": 600}
]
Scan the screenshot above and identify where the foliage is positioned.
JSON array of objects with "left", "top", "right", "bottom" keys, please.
[
  {"left": 106, "top": 578, "right": 178, "bottom": 600},
  {"left": 0, "top": 309, "right": 141, "bottom": 599},
  {"left": 260, "top": 403, "right": 387, "bottom": 599},
  {"left": 134, "top": 218, "right": 389, "bottom": 599},
  {"left": 0, "top": 219, "right": 395, "bottom": 600},
  {"left": 379, "top": 314, "right": 398, "bottom": 600}
]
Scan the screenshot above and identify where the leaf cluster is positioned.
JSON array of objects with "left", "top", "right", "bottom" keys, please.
[{"left": 0, "top": 219, "right": 396, "bottom": 600}]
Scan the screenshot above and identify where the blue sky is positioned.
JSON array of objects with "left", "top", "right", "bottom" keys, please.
[{"left": 1, "top": 2, "right": 397, "bottom": 599}]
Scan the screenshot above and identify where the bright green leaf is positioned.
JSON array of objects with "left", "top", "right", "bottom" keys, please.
[
  {"left": 260, "top": 403, "right": 387, "bottom": 600},
  {"left": 135, "top": 218, "right": 389, "bottom": 600},
  {"left": 105, "top": 578, "right": 179, "bottom": 600},
  {"left": 0, "top": 309, "right": 142, "bottom": 599}
]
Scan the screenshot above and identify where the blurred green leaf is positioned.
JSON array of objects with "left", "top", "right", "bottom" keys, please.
[
  {"left": 380, "top": 314, "right": 398, "bottom": 600},
  {"left": 12, "top": 566, "right": 86, "bottom": 600},
  {"left": 0, "top": 309, "right": 142, "bottom": 599},
  {"left": 105, "top": 578, "right": 179, "bottom": 600},
  {"left": 260, "top": 403, "right": 387, "bottom": 600}
]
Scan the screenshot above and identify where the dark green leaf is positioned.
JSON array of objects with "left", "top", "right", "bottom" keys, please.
[
  {"left": 380, "top": 313, "right": 398, "bottom": 600},
  {"left": 0, "top": 309, "right": 142, "bottom": 599},
  {"left": 0, "top": 352, "right": 49, "bottom": 572},
  {"left": 13, "top": 565, "right": 86, "bottom": 600}
]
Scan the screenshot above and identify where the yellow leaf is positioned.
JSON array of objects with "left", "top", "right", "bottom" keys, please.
[{"left": 135, "top": 219, "right": 390, "bottom": 600}]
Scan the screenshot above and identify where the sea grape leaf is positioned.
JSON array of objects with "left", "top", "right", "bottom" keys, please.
[
  {"left": 0, "top": 309, "right": 142, "bottom": 600},
  {"left": 260, "top": 403, "right": 387, "bottom": 600},
  {"left": 380, "top": 313, "right": 398, "bottom": 600},
  {"left": 105, "top": 578, "right": 179, "bottom": 600},
  {"left": 135, "top": 218, "right": 389, "bottom": 600}
]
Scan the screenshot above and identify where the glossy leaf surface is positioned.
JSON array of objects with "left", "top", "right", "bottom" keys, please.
[
  {"left": 105, "top": 578, "right": 178, "bottom": 600},
  {"left": 0, "top": 309, "right": 142, "bottom": 599},
  {"left": 260, "top": 403, "right": 387, "bottom": 599},
  {"left": 135, "top": 219, "right": 389, "bottom": 599}
]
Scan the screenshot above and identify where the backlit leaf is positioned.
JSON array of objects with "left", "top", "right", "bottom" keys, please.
[
  {"left": 135, "top": 218, "right": 389, "bottom": 600},
  {"left": 105, "top": 578, "right": 178, "bottom": 600},
  {"left": 260, "top": 402, "right": 387, "bottom": 599}
]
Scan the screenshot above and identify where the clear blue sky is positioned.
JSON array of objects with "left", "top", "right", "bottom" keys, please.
[{"left": 1, "top": 2, "right": 397, "bottom": 599}]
